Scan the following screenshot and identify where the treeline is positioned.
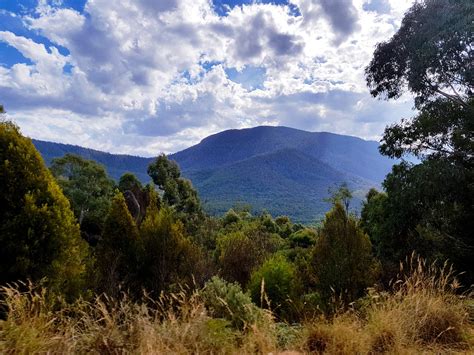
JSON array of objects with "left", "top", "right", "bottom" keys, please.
[
  {"left": 0, "top": 116, "right": 472, "bottom": 319},
  {"left": 0, "top": 122, "right": 376, "bottom": 316},
  {"left": 0, "top": 0, "right": 472, "bottom": 352}
]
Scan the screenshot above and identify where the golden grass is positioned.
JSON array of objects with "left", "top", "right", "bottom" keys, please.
[{"left": 1, "top": 256, "right": 472, "bottom": 354}]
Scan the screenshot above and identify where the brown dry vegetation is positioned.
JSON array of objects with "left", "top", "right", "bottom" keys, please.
[{"left": 0, "top": 257, "right": 472, "bottom": 354}]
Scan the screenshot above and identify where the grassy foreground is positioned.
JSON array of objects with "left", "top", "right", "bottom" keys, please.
[{"left": 1, "top": 258, "right": 472, "bottom": 354}]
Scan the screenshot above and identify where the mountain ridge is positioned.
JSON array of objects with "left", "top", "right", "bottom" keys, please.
[{"left": 33, "top": 126, "right": 396, "bottom": 223}]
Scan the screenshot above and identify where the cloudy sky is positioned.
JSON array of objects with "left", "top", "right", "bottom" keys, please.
[{"left": 0, "top": 0, "right": 415, "bottom": 156}]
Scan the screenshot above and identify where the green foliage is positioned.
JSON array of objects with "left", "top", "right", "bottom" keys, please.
[
  {"left": 312, "top": 203, "right": 379, "bottom": 304},
  {"left": 95, "top": 192, "right": 139, "bottom": 297},
  {"left": 325, "top": 182, "right": 353, "bottom": 213},
  {"left": 365, "top": 0, "right": 473, "bottom": 108},
  {"left": 216, "top": 219, "right": 284, "bottom": 287},
  {"left": 216, "top": 231, "right": 261, "bottom": 287},
  {"left": 138, "top": 199, "right": 199, "bottom": 295},
  {"left": 364, "top": 0, "right": 474, "bottom": 286},
  {"left": 118, "top": 172, "right": 153, "bottom": 224},
  {"left": 362, "top": 161, "right": 474, "bottom": 284},
  {"left": 222, "top": 209, "right": 241, "bottom": 226},
  {"left": 274, "top": 215, "right": 293, "bottom": 238},
  {"left": 201, "top": 276, "right": 261, "bottom": 329},
  {"left": 50, "top": 154, "right": 115, "bottom": 243},
  {"left": 147, "top": 154, "right": 201, "bottom": 216},
  {"left": 248, "top": 255, "right": 299, "bottom": 320},
  {"left": 118, "top": 172, "right": 143, "bottom": 192},
  {"left": 381, "top": 98, "right": 474, "bottom": 163},
  {"left": 289, "top": 228, "right": 317, "bottom": 249},
  {"left": 0, "top": 121, "right": 88, "bottom": 298}
]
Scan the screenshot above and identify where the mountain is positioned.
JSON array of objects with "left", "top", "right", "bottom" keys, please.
[
  {"left": 33, "top": 139, "right": 154, "bottom": 183},
  {"left": 33, "top": 126, "right": 396, "bottom": 223}
]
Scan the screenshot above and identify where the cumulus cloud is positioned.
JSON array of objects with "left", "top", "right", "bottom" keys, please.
[
  {"left": 318, "top": 0, "right": 360, "bottom": 44},
  {"left": 0, "top": 0, "right": 415, "bottom": 155}
]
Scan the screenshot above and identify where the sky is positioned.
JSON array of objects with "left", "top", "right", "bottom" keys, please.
[{"left": 0, "top": 0, "right": 416, "bottom": 156}]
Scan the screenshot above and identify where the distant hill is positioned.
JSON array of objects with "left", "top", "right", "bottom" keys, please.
[
  {"left": 33, "top": 139, "right": 154, "bottom": 183},
  {"left": 33, "top": 126, "right": 396, "bottom": 223}
]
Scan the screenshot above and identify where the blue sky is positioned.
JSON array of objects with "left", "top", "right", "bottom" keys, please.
[{"left": 0, "top": 0, "right": 415, "bottom": 156}]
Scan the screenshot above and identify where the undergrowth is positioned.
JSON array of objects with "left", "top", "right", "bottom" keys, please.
[{"left": 1, "top": 256, "right": 472, "bottom": 354}]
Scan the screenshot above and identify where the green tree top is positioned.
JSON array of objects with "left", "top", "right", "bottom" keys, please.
[
  {"left": 50, "top": 154, "right": 115, "bottom": 229},
  {"left": 147, "top": 154, "right": 202, "bottom": 217},
  {"left": 95, "top": 191, "right": 139, "bottom": 297},
  {"left": 312, "top": 202, "right": 379, "bottom": 303},
  {"left": 0, "top": 121, "right": 88, "bottom": 298},
  {"left": 366, "top": 0, "right": 473, "bottom": 108}
]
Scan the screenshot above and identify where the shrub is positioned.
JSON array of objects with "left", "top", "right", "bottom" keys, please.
[
  {"left": 223, "top": 208, "right": 240, "bottom": 226},
  {"left": 138, "top": 202, "right": 201, "bottom": 295},
  {"left": 289, "top": 228, "right": 317, "bottom": 248},
  {"left": 201, "top": 276, "right": 261, "bottom": 329},
  {"left": 216, "top": 220, "right": 284, "bottom": 287},
  {"left": 248, "top": 255, "right": 300, "bottom": 320}
]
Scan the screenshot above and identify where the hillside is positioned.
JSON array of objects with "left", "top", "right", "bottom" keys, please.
[
  {"left": 33, "top": 126, "right": 396, "bottom": 223},
  {"left": 33, "top": 139, "right": 154, "bottom": 183}
]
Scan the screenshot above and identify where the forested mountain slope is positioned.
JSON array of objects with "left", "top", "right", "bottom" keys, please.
[{"left": 34, "top": 126, "right": 396, "bottom": 223}]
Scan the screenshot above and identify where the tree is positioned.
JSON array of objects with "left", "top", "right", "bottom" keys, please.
[
  {"left": 311, "top": 203, "right": 379, "bottom": 304},
  {"left": 118, "top": 172, "right": 152, "bottom": 223},
  {"left": 95, "top": 192, "right": 139, "bottom": 297},
  {"left": 325, "top": 182, "right": 353, "bottom": 213},
  {"left": 361, "top": 161, "right": 474, "bottom": 284},
  {"left": 50, "top": 154, "right": 115, "bottom": 243},
  {"left": 0, "top": 121, "right": 88, "bottom": 298},
  {"left": 366, "top": 0, "right": 473, "bottom": 163},
  {"left": 366, "top": 0, "right": 473, "bottom": 108},
  {"left": 147, "top": 154, "right": 202, "bottom": 231},
  {"left": 138, "top": 195, "right": 199, "bottom": 295},
  {"left": 364, "top": 0, "right": 474, "bottom": 283}
]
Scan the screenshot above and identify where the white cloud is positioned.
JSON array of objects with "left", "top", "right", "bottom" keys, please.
[{"left": 0, "top": 0, "right": 415, "bottom": 155}]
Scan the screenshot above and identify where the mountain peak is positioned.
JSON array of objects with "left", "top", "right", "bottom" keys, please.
[{"left": 34, "top": 126, "right": 394, "bottom": 223}]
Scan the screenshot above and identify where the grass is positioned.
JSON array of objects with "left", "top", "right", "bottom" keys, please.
[{"left": 1, "top": 256, "right": 472, "bottom": 354}]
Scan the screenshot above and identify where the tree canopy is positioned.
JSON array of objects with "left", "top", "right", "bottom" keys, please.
[
  {"left": 312, "top": 202, "right": 379, "bottom": 303},
  {"left": 0, "top": 121, "right": 88, "bottom": 298},
  {"left": 366, "top": 0, "right": 473, "bottom": 108},
  {"left": 147, "top": 154, "right": 202, "bottom": 230},
  {"left": 363, "top": 0, "right": 474, "bottom": 284},
  {"left": 50, "top": 154, "right": 115, "bottom": 242}
]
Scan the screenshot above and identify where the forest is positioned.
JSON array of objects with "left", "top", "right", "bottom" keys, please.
[{"left": 0, "top": 0, "right": 473, "bottom": 353}]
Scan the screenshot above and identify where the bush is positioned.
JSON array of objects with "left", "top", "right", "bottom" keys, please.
[
  {"left": 216, "top": 220, "right": 284, "bottom": 287},
  {"left": 289, "top": 228, "right": 317, "bottom": 248},
  {"left": 222, "top": 208, "right": 240, "bottom": 226},
  {"left": 248, "top": 255, "right": 300, "bottom": 320},
  {"left": 201, "top": 276, "right": 261, "bottom": 329}
]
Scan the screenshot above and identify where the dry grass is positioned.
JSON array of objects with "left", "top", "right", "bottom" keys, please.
[
  {"left": 1, "top": 256, "right": 472, "bottom": 354},
  {"left": 301, "top": 255, "right": 473, "bottom": 354}
]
